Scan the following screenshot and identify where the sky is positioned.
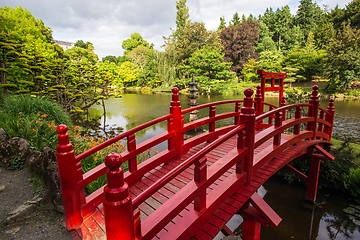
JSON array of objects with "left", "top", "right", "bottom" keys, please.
[{"left": 2, "top": 0, "right": 353, "bottom": 60}]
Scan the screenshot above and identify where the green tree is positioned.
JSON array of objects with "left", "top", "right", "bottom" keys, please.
[
  {"left": 126, "top": 45, "right": 158, "bottom": 87},
  {"left": 229, "top": 12, "right": 241, "bottom": 27},
  {"left": 118, "top": 61, "right": 140, "bottom": 86},
  {"left": 218, "top": 16, "right": 227, "bottom": 33},
  {"left": 256, "top": 22, "right": 277, "bottom": 52},
  {"left": 185, "top": 46, "right": 235, "bottom": 87},
  {"left": 75, "top": 40, "right": 94, "bottom": 50},
  {"left": 296, "top": 0, "right": 324, "bottom": 40},
  {"left": 325, "top": 22, "right": 360, "bottom": 90},
  {"left": 102, "top": 55, "right": 117, "bottom": 64},
  {"left": 174, "top": 0, "right": 190, "bottom": 41},
  {"left": 177, "top": 22, "right": 221, "bottom": 77},
  {"left": 257, "top": 50, "right": 284, "bottom": 72},
  {"left": 122, "top": 32, "right": 150, "bottom": 55}
]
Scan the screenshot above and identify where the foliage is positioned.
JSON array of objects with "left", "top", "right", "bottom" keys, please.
[
  {"left": 0, "top": 95, "right": 71, "bottom": 150},
  {"left": 122, "top": 32, "right": 150, "bottom": 55},
  {"left": 296, "top": 0, "right": 324, "bottom": 40},
  {"left": 325, "top": 22, "right": 360, "bottom": 90},
  {"left": 220, "top": 20, "right": 261, "bottom": 76},
  {"left": 285, "top": 137, "right": 360, "bottom": 193},
  {"left": 257, "top": 50, "right": 284, "bottom": 72},
  {"left": 177, "top": 21, "right": 221, "bottom": 75},
  {"left": 74, "top": 40, "right": 94, "bottom": 50},
  {"left": 241, "top": 59, "right": 258, "bottom": 82},
  {"left": 68, "top": 126, "right": 157, "bottom": 194},
  {"left": 125, "top": 45, "right": 158, "bottom": 87},
  {"left": 174, "top": 0, "right": 190, "bottom": 41},
  {"left": 6, "top": 156, "right": 25, "bottom": 170},
  {"left": 183, "top": 46, "right": 235, "bottom": 87}
]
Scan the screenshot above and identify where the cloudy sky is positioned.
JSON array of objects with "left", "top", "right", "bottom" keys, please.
[{"left": 2, "top": 0, "right": 352, "bottom": 59}]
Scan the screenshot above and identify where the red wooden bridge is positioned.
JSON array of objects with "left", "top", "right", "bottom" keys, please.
[{"left": 56, "top": 71, "right": 335, "bottom": 240}]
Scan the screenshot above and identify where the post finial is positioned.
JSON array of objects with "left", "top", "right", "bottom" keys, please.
[
  {"left": 57, "top": 124, "right": 68, "bottom": 134},
  {"left": 172, "top": 87, "right": 179, "bottom": 94},
  {"left": 105, "top": 152, "right": 123, "bottom": 170},
  {"left": 244, "top": 88, "right": 254, "bottom": 98},
  {"left": 312, "top": 85, "right": 319, "bottom": 97}
]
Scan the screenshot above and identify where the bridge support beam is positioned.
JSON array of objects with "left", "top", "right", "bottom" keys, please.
[
  {"left": 306, "top": 155, "right": 321, "bottom": 203},
  {"left": 240, "top": 193, "right": 282, "bottom": 240}
]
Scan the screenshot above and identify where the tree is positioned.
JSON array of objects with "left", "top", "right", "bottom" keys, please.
[
  {"left": 273, "top": 5, "right": 294, "bottom": 51},
  {"left": 256, "top": 22, "right": 277, "bottom": 52},
  {"left": 257, "top": 50, "right": 284, "bottom": 72},
  {"left": 75, "top": 40, "right": 94, "bottom": 50},
  {"left": 174, "top": 0, "right": 190, "bottom": 41},
  {"left": 218, "top": 16, "right": 227, "bottom": 33},
  {"left": 229, "top": 12, "right": 241, "bottom": 27},
  {"left": 102, "top": 55, "right": 117, "bottom": 64},
  {"left": 325, "top": 22, "right": 360, "bottom": 90},
  {"left": 328, "top": 0, "right": 360, "bottom": 31},
  {"left": 126, "top": 45, "right": 158, "bottom": 87},
  {"left": 122, "top": 33, "right": 150, "bottom": 55},
  {"left": 184, "top": 46, "right": 235, "bottom": 87},
  {"left": 177, "top": 22, "right": 221, "bottom": 77},
  {"left": 220, "top": 20, "right": 261, "bottom": 76},
  {"left": 296, "top": 0, "right": 324, "bottom": 40}
]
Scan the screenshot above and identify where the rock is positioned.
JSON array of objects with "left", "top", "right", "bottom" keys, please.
[
  {"left": 0, "top": 137, "right": 31, "bottom": 166},
  {"left": 25, "top": 150, "right": 42, "bottom": 173},
  {"left": 0, "top": 185, "right": 5, "bottom": 192},
  {"left": 43, "top": 148, "right": 63, "bottom": 212},
  {"left": 0, "top": 128, "right": 9, "bottom": 143},
  {"left": 5, "top": 226, "right": 21, "bottom": 234},
  {"left": 2, "top": 202, "right": 38, "bottom": 225}
]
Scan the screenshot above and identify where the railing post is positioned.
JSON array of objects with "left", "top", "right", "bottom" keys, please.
[
  {"left": 194, "top": 157, "right": 207, "bottom": 213},
  {"left": 234, "top": 101, "right": 241, "bottom": 125},
  {"left": 56, "top": 124, "right": 82, "bottom": 230},
  {"left": 104, "top": 152, "right": 134, "bottom": 240},
  {"left": 208, "top": 105, "right": 216, "bottom": 142},
  {"left": 240, "top": 88, "right": 256, "bottom": 186},
  {"left": 127, "top": 134, "right": 137, "bottom": 172},
  {"left": 236, "top": 130, "right": 245, "bottom": 174},
  {"left": 273, "top": 112, "right": 282, "bottom": 146},
  {"left": 294, "top": 107, "right": 302, "bottom": 135},
  {"left": 325, "top": 99, "right": 335, "bottom": 141},
  {"left": 306, "top": 85, "right": 319, "bottom": 139},
  {"left": 170, "top": 87, "right": 183, "bottom": 159},
  {"left": 280, "top": 96, "right": 286, "bottom": 121},
  {"left": 254, "top": 85, "right": 262, "bottom": 131}
]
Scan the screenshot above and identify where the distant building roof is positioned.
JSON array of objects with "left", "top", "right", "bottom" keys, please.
[{"left": 54, "top": 40, "right": 74, "bottom": 50}]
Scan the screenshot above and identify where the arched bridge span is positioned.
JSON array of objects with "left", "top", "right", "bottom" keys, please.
[{"left": 56, "top": 76, "right": 335, "bottom": 240}]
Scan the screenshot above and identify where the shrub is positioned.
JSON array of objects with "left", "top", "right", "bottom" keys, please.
[{"left": 0, "top": 95, "right": 72, "bottom": 150}]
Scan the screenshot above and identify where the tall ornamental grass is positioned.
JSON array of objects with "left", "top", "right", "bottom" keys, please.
[{"left": 0, "top": 95, "right": 72, "bottom": 150}]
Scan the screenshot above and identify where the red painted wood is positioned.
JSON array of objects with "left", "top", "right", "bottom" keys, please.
[
  {"left": 103, "top": 153, "right": 134, "bottom": 240},
  {"left": 56, "top": 125, "right": 82, "bottom": 230},
  {"left": 57, "top": 83, "right": 337, "bottom": 240},
  {"left": 249, "top": 192, "right": 282, "bottom": 228}
]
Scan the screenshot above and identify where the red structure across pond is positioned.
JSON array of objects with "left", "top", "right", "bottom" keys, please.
[{"left": 56, "top": 70, "right": 335, "bottom": 240}]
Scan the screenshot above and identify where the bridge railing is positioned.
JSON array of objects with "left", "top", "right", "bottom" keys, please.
[
  {"left": 56, "top": 88, "right": 247, "bottom": 231},
  {"left": 56, "top": 85, "right": 335, "bottom": 238}
]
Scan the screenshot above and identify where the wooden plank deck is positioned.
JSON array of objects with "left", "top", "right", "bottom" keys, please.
[{"left": 70, "top": 134, "right": 310, "bottom": 240}]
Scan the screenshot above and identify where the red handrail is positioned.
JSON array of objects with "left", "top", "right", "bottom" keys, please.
[{"left": 75, "top": 114, "right": 172, "bottom": 161}]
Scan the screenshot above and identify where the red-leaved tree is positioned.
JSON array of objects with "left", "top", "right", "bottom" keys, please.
[{"left": 220, "top": 20, "right": 261, "bottom": 76}]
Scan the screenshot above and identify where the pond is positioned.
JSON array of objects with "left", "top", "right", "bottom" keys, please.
[{"left": 89, "top": 92, "right": 360, "bottom": 239}]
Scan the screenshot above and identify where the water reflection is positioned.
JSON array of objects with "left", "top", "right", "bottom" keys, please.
[{"left": 261, "top": 177, "right": 360, "bottom": 240}]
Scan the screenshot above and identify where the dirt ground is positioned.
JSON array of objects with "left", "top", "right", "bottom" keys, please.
[{"left": 0, "top": 167, "right": 73, "bottom": 240}]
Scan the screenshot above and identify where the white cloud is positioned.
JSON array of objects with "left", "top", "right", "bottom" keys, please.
[{"left": 2, "top": 0, "right": 353, "bottom": 59}]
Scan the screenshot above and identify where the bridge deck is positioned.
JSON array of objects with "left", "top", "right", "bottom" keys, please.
[{"left": 69, "top": 131, "right": 315, "bottom": 240}]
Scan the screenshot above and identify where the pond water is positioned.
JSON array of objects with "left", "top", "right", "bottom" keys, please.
[{"left": 90, "top": 92, "right": 360, "bottom": 239}]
